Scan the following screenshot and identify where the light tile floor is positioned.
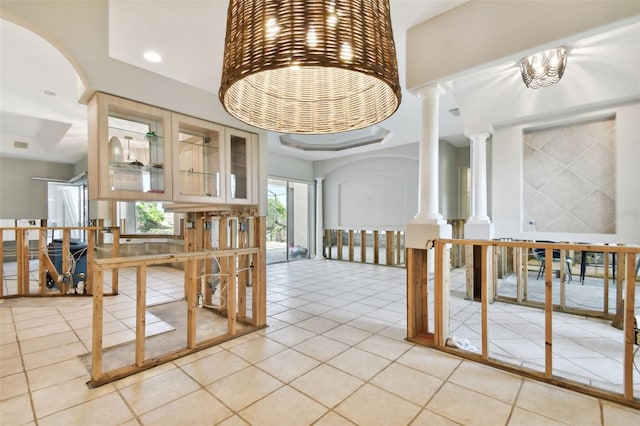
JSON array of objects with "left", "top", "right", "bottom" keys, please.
[{"left": 1, "top": 259, "right": 639, "bottom": 425}]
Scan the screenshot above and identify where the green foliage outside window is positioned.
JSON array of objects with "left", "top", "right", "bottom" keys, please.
[
  {"left": 267, "top": 196, "right": 286, "bottom": 242},
  {"left": 135, "top": 202, "right": 172, "bottom": 233}
]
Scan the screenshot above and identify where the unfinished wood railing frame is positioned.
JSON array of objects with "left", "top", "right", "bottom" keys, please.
[
  {"left": 89, "top": 247, "right": 264, "bottom": 387},
  {"left": 407, "top": 239, "right": 639, "bottom": 408},
  {"left": 323, "top": 228, "right": 404, "bottom": 266}
]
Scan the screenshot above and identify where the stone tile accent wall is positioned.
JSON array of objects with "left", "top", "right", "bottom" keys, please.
[{"left": 523, "top": 116, "right": 616, "bottom": 234}]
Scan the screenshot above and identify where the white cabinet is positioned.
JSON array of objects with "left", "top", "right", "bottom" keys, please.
[
  {"left": 172, "top": 114, "right": 226, "bottom": 204},
  {"left": 88, "top": 92, "right": 173, "bottom": 201},
  {"left": 88, "top": 93, "right": 259, "bottom": 206}
]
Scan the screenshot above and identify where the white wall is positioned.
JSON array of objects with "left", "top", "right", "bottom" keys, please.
[
  {"left": 0, "top": 158, "right": 74, "bottom": 219},
  {"left": 492, "top": 103, "right": 640, "bottom": 244},
  {"left": 267, "top": 152, "right": 314, "bottom": 183}
]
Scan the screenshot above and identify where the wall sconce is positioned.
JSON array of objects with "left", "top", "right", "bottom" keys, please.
[
  {"left": 219, "top": 0, "right": 402, "bottom": 134},
  {"left": 520, "top": 47, "right": 568, "bottom": 89}
]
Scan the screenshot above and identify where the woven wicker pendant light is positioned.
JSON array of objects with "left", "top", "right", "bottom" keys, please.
[{"left": 219, "top": 0, "right": 402, "bottom": 134}]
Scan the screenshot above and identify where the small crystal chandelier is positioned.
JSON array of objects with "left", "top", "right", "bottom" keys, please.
[
  {"left": 520, "top": 47, "right": 568, "bottom": 89},
  {"left": 219, "top": 0, "right": 402, "bottom": 134}
]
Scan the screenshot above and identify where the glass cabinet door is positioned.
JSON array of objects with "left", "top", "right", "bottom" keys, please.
[
  {"left": 226, "top": 129, "right": 256, "bottom": 204},
  {"left": 172, "top": 114, "right": 226, "bottom": 203},
  {"left": 88, "top": 92, "right": 172, "bottom": 201}
]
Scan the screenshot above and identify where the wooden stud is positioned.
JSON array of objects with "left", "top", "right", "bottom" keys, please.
[
  {"left": 325, "top": 229, "right": 331, "bottom": 259},
  {"left": 348, "top": 230, "right": 354, "bottom": 261},
  {"left": 20, "top": 229, "right": 30, "bottom": 295},
  {"left": 91, "top": 268, "right": 104, "bottom": 382},
  {"left": 386, "top": 232, "right": 393, "bottom": 265},
  {"left": 396, "top": 232, "right": 402, "bottom": 265},
  {"left": 135, "top": 265, "right": 147, "bottom": 367},
  {"left": 255, "top": 216, "right": 267, "bottom": 327},
  {"left": 560, "top": 249, "right": 566, "bottom": 308},
  {"left": 623, "top": 254, "right": 636, "bottom": 400},
  {"left": 337, "top": 230, "right": 343, "bottom": 260},
  {"left": 111, "top": 227, "right": 120, "bottom": 294},
  {"left": 186, "top": 259, "right": 197, "bottom": 348},
  {"left": 39, "top": 228, "right": 47, "bottom": 295},
  {"left": 603, "top": 251, "right": 609, "bottom": 314},
  {"left": 227, "top": 252, "right": 237, "bottom": 335},
  {"left": 360, "top": 230, "right": 366, "bottom": 263},
  {"left": 373, "top": 230, "right": 379, "bottom": 264},
  {"left": 481, "top": 245, "right": 489, "bottom": 359},
  {"left": 86, "top": 229, "right": 95, "bottom": 295},
  {"left": 544, "top": 248, "right": 553, "bottom": 379}
]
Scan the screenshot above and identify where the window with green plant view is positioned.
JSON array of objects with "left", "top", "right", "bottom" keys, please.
[{"left": 116, "top": 201, "right": 177, "bottom": 235}]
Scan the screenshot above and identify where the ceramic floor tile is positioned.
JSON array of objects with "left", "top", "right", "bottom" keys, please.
[
  {"left": 411, "top": 409, "right": 460, "bottom": 425},
  {"left": 0, "top": 355, "right": 24, "bottom": 378},
  {"left": 218, "top": 414, "right": 250, "bottom": 426},
  {"left": 291, "top": 364, "right": 364, "bottom": 408},
  {"left": 179, "top": 350, "right": 249, "bottom": 386},
  {"left": 355, "top": 334, "right": 413, "bottom": 360},
  {"left": 427, "top": 382, "right": 512, "bottom": 426},
  {"left": 335, "top": 383, "right": 421, "bottom": 426},
  {"left": 228, "top": 336, "right": 287, "bottom": 364},
  {"left": 322, "top": 324, "right": 372, "bottom": 346},
  {"left": 314, "top": 411, "right": 358, "bottom": 425},
  {"left": 119, "top": 368, "right": 200, "bottom": 415},
  {"left": 293, "top": 335, "right": 349, "bottom": 362},
  {"left": 296, "top": 316, "right": 340, "bottom": 334},
  {"left": 26, "top": 357, "right": 87, "bottom": 391},
  {"left": 0, "top": 393, "right": 34, "bottom": 425},
  {"left": 37, "top": 392, "right": 133, "bottom": 426},
  {"left": 601, "top": 400, "right": 640, "bottom": 425},
  {"left": 516, "top": 380, "right": 601, "bottom": 426},
  {"left": 16, "top": 321, "right": 72, "bottom": 341},
  {"left": 396, "top": 346, "right": 462, "bottom": 380},
  {"left": 113, "top": 361, "right": 176, "bottom": 390},
  {"left": 265, "top": 325, "right": 315, "bottom": 347},
  {"left": 22, "top": 341, "right": 86, "bottom": 371},
  {"left": 239, "top": 385, "right": 327, "bottom": 426},
  {"left": 207, "top": 366, "right": 282, "bottom": 411},
  {"left": 19, "top": 330, "right": 79, "bottom": 355},
  {"left": 31, "top": 376, "right": 116, "bottom": 419},
  {"left": 256, "top": 348, "right": 320, "bottom": 382},
  {"left": 448, "top": 360, "right": 522, "bottom": 403},
  {"left": 507, "top": 407, "right": 566, "bottom": 426},
  {"left": 0, "top": 342, "right": 20, "bottom": 360},
  {"left": 0, "top": 371, "right": 28, "bottom": 401},
  {"left": 370, "top": 363, "right": 443, "bottom": 406},
  {"left": 346, "top": 316, "right": 390, "bottom": 333},
  {"left": 328, "top": 347, "right": 391, "bottom": 381},
  {"left": 140, "top": 388, "right": 233, "bottom": 425},
  {"left": 271, "top": 309, "right": 314, "bottom": 324}
]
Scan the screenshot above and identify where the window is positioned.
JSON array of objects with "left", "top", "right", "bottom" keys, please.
[{"left": 116, "top": 201, "right": 177, "bottom": 236}]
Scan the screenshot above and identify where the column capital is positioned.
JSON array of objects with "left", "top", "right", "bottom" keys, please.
[
  {"left": 465, "top": 131, "right": 492, "bottom": 144},
  {"left": 314, "top": 177, "right": 325, "bottom": 183},
  {"left": 412, "top": 83, "right": 444, "bottom": 101}
]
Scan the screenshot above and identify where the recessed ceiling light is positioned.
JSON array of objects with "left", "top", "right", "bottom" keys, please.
[
  {"left": 143, "top": 51, "right": 162, "bottom": 63},
  {"left": 40, "top": 89, "right": 57, "bottom": 96}
]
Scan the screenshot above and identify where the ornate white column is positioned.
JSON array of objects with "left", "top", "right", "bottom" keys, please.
[
  {"left": 314, "top": 177, "right": 325, "bottom": 260},
  {"left": 406, "top": 83, "right": 451, "bottom": 250},
  {"left": 468, "top": 132, "right": 491, "bottom": 223},
  {"left": 413, "top": 83, "right": 445, "bottom": 223}
]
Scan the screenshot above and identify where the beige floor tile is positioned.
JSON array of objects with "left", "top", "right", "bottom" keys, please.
[
  {"left": 396, "top": 346, "right": 462, "bottom": 379},
  {"left": 31, "top": 376, "right": 116, "bottom": 419},
  {"left": 102, "top": 329, "right": 136, "bottom": 348},
  {"left": 0, "top": 371, "right": 28, "bottom": 401},
  {"left": 0, "top": 393, "right": 34, "bottom": 425},
  {"left": 140, "top": 389, "right": 233, "bottom": 425},
  {"left": 14, "top": 313, "right": 65, "bottom": 331},
  {"left": 601, "top": 400, "right": 640, "bottom": 425},
  {"left": 0, "top": 329, "right": 17, "bottom": 346},
  {"left": 172, "top": 344, "right": 223, "bottom": 367},
  {"left": 19, "top": 330, "right": 79, "bottom": 355},
  {"left": 217, "top": 414, "right": 250, "bottom": 426},
  {"left": 180, "top": 349, "right": 249, "bottom": 386},
  {"left": 508, "top": 407, "right": 566, "bottom": 426},
  {"left": 516, "top": 380, "right": 602, "bottom": 426},
  {"left": 219, "top": 331, "right": 261, "bottom": 349},
  {"left": 113, "top": 361, "right": 176, "bottom": 390},
  {"left": 256, "top": 348, "right": 320, "bottom": 382},
  {"left": 228, "top": 336, "right": 287, "bottom": 364},
  {"left": 427, "top": 382, "right": 512, "bottom": 426},
  {"left": 265, "top": 325, "right": 315, "bottom": 347},
  {"left": 293, "top": 335, "right": 349, "bottom": 362},
  {"left": 27, "top": 357, "right": 87, "bottom": 391},
  {"left": 314, "top": 411, "right": 357, "bottom": 425},
  {"left": 0, "top": 355, "right": 23, "bottom": 377},
  {"left": 328, "top": 347, "right": 390, "bottom": 380},
  {"left": 16, "top": 321, "right": 71, "bottom": 341},
  {"left": 119, "top": 368, "right": 200, "bottom": 415},
  {"left": 370, "top": 363, "right": 443, "bottom": 406},
  {"left": 448, "top": 360, "right": 522, "bottom": 404},
  {"left": 296, "top": 316, "right": 340, "bottom": 334},
  {"left": 322, "top": 324, "right": 373, "bottom": 346},
  {"left": 207, "top": 366, "right": 282, "bottom": 411},
  {"left": 239, "top": 386, "right": 327, "bottom": 426},
  {"left": 291, "top": 364, "right": 363, "bottom": 408},
  {"left": 272, "top": 308, "right": 314, "bottom": 324},
  {"left": 22, "top": 341, "right": 86, "bottom": 371},
  {"left": 411, "top": 409, "right": 460, "bottom": 425},
  {"left": 0, "top": 342, "right": 20, "bottom": 359},
  {"left": 355, "top": 334, "right": 413, "bottom": 360},
  {"left": 37, "top": 392, "right": 134, "bottom": 426},
  {"left": 335, "top": 383, "right": 421, "bottom": 426}
]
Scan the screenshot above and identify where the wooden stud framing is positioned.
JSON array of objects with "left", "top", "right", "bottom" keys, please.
[
  {"left": 603, "top": 251, "right": 609, "bottom": 314},
  {"left": 544, "top": 248, "right": 553, "bottom": 379},
  {"left": 39, "top": 228, "right": 47, "bottom": 295},
  {"left": 373, "top": 230, "right": 379, "bottom": 264},
  {"left": 396, "top": 232, "right": 402, "bottom": 265},
  {"left": 348, "top": 230, "right": 354, "bottom": 261},
  {"left": 135, "top": 265, "right": 147, "bottom": 367},
  {"left": 91, "top": 268, "right": 104, "bottom": 382},
  {"left": 111, "top": 227, "right": 120, "bottom": 295},
  {"left": 325, "top": 229, "right": 331, "bottom": 259},
  {"left": 623, "top": 254, "right": 636, "bottom": 400},
  {"left": 360, "top": 230, "right": 366, "bottom": 263},
  {"left": 481, "top": 245, "right": 489, "bottom": 360},
  {"left": 255, "top": 216, "right": 267, "bottom": 327},
  {"left": 337, "top": 230, "right": 343, "bottom": 260}
]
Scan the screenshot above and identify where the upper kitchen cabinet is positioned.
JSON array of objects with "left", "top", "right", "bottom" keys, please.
[
  {"left": 226, "top": 128, "right": 258, "bottom": 206},
  {"left": 88, "top": 92, "right": 173, "bottom": 201},
  {"left": 172, "top": 113, "right": 226, "bottom": 204}
]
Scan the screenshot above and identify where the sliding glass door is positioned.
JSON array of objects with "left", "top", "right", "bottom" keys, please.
[{"left": 267, "top": 178, "right": 312, "bottom": 264}]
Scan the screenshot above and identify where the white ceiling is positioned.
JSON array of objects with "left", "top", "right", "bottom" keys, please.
[{"left": 0, "top": 1, "right": 638, "bottom": 165}]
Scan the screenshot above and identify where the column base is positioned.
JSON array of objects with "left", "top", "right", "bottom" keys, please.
[
  {"left": 464, "top": 222, "right": 494, "bottom": 240},
  {"left": 405, "top": 222, "right": 452, "bottom": 249}
]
